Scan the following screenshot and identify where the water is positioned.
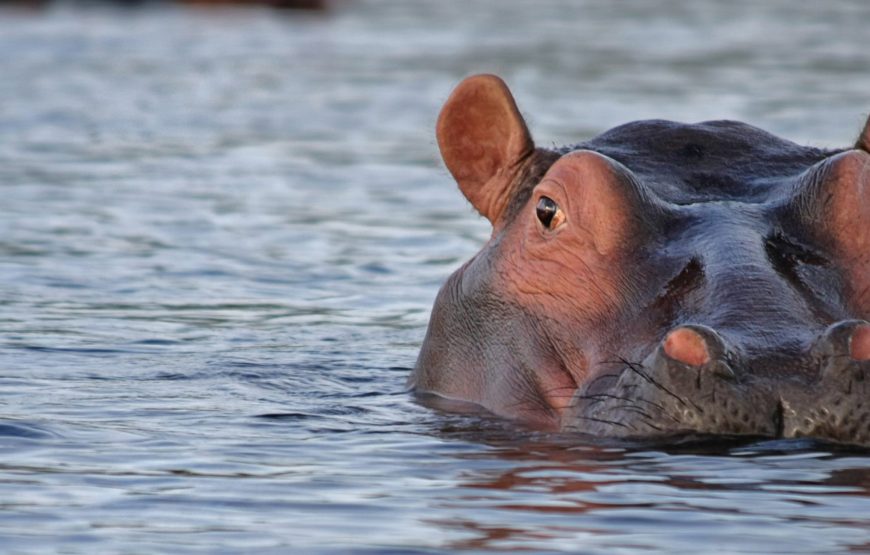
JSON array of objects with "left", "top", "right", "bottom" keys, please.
[{"left": 1, "top": 1, "right": 869, "bottom": 553}]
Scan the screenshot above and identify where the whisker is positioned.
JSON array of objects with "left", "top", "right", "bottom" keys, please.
[
  {"left": 570, "top": 415, "right": 633, "bottom": 430},
  {"left": 619, "top": 357, "right": 703, "bottom": 413},
  {"left": 578, "top": 393, "right": 672, "bottom": 415}
]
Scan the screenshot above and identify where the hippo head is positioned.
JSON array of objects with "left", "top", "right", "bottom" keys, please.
[{"left": 410, "top": 74, "right": 870, "bottom": 446}]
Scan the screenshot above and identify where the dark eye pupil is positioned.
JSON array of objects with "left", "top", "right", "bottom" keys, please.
[{"left": 536, "top": 196, "right": 558, "bottom": 228}]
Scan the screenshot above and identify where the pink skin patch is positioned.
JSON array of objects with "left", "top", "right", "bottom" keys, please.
[
  {"left": 663, "top": 327, "right": 711, "bottom": 367},
  {"left": 850, "top": 324, "right": 870, "bottom": 361}
]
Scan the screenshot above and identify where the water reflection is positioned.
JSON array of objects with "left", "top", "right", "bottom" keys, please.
[{"left": 422, "top": 418, "right": 870, "bottom": 552}]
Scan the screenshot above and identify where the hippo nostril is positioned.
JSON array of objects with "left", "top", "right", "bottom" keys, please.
[
  {"left": 663, "top": 327, "right": 711, "bottom": 367},
  {"left": 657, "top": 325, "right": 736, "bottom": 384},
  {"left": 817, "top": 320, "right": 870, "bottom": 358},
  {"left": 817, "top": 320, "right": 870, "bottom": 379},
  {"left": 849, "top": 324, "right": 870, "bottom": 361}
]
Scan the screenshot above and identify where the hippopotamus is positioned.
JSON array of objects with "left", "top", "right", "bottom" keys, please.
[{"left": 410, "top": 74, "right": 870, "bottom": 446}]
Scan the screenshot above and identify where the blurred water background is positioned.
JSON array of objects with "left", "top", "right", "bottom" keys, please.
[{"left": 1, "top": 1, "right": 870, "bottom": 553}]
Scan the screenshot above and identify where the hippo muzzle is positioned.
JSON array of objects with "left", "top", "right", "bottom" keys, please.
[
  {"left": 410, "top": 74, "right": 870, "bottom": 447},
  {"left": 567, "top": 321, "right": 870, "bottom": 445}
]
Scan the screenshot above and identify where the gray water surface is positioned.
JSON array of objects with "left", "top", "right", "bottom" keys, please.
[{"left": 1, "top": 1, "right": 870, "bottom": 553}]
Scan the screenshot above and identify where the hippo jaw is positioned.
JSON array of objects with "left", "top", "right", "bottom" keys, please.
[
  {"left": 565, "top": 322, "right": 870, "bottom": 446},
  {"left": 411, "top": 74, "right": 870, "bottom": 448}
]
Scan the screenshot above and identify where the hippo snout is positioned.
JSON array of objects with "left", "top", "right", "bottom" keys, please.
[
  {"left": 566, "top": 321, "right": 870, "bottom": 445},
  {"left": 782, "top": 321, "right": 870, "bottom": 444}
]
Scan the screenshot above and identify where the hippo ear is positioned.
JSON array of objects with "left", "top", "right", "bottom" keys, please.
[
  {"left": 437, "top": 74, "right": 535, "bottom": 224},
  {"left": 857, "top": 114, "right": 870, "bottom": 152},
  {"left": 789, "top": 150, "right": 870, "bottom": 313}
]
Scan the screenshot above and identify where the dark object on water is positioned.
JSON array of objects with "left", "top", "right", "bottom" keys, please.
[
  {"left": 411, "top": 74, "right": 870, "bottom": 447},
  {"left": 177, "top": 0, "right": 325, "bottom": 9},
  {"left": 0, "top": 0, "right": 328, "bottom": 9}
]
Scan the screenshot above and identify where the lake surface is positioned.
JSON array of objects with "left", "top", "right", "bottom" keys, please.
[{"left": 1, "top": 1, "right": 870, "bottom": 553}]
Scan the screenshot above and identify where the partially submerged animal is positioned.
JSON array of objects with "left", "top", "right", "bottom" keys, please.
[{"left": 410, "top": 74, "right": 870, "bottom": 446}]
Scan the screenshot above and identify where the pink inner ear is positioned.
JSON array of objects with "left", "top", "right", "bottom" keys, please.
[
  {"left": 663, "top": 327, "right": 711, "bottom": 366},
  {"left": 850, "top": 324, "right": 870, "bottom": 361},
  {"left": 436, "top": 74, "right": 534, "bottom": 224},
  {"left": 818, "top": 150, "right": 870, "bottom": 314},
  {"left": 825, "top": 151, "right": 870, "bottom": 249}
]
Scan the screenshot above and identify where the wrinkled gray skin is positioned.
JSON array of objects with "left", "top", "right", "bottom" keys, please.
[{"left": 411, "top": 76, "right": 870, "bottom": 446}]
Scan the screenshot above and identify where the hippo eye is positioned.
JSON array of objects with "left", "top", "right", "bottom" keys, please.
[
  {"left": 766, "top": 234, "right": 828, "bottom": 270},
  {"left": 536, "top": 196, "right": 560, "bottom": 228},
  {"left": 765, "top": 233, "right": 828, "bottom": 288}
]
